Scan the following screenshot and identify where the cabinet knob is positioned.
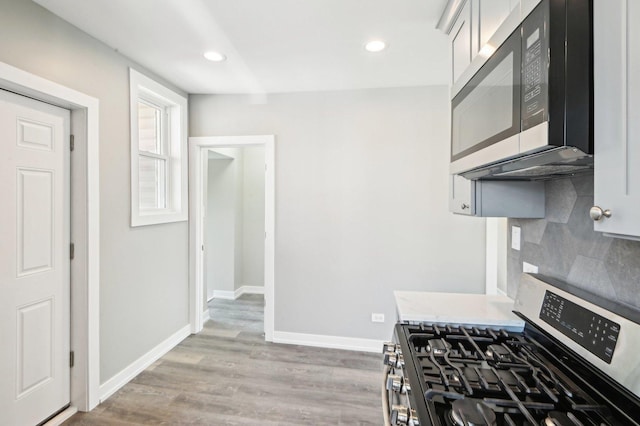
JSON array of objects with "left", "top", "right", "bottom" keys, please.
[
  {"left": 590, "top": 206, "right": 612, "bottom": 221},
  {"left": 461, "top": 203, "right": 469, "bottom": 210}
]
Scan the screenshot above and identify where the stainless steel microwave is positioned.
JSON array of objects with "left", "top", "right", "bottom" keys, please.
[{"left": 450, "top": 0, "right": 593, "bottom": 181}]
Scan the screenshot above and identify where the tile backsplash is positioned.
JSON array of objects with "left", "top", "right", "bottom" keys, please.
[{"left": 507, "top": 173, "right": 640, "bottom": 310}]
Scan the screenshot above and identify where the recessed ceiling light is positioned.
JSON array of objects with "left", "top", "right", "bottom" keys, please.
[
  {"left": 365, "top": 40, "right": 386, "bottom": 53},
  {"left": 204, "top": 51, "right": 226, "bottom": 62}
]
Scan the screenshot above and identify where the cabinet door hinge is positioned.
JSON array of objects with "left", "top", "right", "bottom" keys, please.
[
  {"left": 70, "top": 135, "right": 75, "bottom": 152},
  {"left": 70, "top": 243, "right": 75, "bottom": 260},
  {"left": 70, "top": 351, "right": 75, "bottom": 368}
]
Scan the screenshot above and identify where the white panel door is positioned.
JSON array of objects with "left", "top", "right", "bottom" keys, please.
[{"left": 0, "top": 89, "right": 71, "bottom": 425}]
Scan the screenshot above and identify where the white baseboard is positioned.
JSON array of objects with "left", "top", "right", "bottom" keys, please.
[
  {"left": 272, "top": 331, "right": 383, "bottom": 353},
  {"left": 202, "top": 308, "right": 210, "bottom": 324},
  {"left": 212, "top": 286, "right": 264, "bottom": 300},
  {"left": 98, "top": 324, "right": 190, "bottom": 402},
  {"left": 212, "top": 290, "right": 235, "bottom": 300},
  {"left": 236, "top": 285, "right": 264, "bottom": 297}
]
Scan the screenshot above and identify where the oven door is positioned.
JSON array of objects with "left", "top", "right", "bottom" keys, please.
[{"left": 450, "top": 27, "right": 522, "bottom": 175}]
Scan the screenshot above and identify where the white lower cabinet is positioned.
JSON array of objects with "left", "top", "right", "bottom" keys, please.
[{"left": 593, "top": 0, "right": 640, "bottom": 239}]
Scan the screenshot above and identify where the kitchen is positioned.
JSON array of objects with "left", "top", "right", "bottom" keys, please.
[{"left": 0, "top": 0, "right": 639, "bottom": 425}]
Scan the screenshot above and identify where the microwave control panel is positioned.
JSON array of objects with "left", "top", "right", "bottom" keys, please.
[{"left": 521, "top": 1, "right": 548, "bottom": 130}]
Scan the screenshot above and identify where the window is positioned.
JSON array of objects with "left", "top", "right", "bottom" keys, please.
[{"left": 130, "top": 69, "right": 187, "bottom": 226}]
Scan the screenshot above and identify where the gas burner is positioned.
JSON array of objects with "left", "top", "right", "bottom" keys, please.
[
  {"left": 485, "top": 344, "right": 512, "bottom": 362},
  {"left": 427, "top": 338, "right": 452, "bottom": 355},
  {"left": 449, "top": 398, "right": 497, "bottom": 426},
  {"left": 542, "top": 411, "right": 580, "bottom": 426}
]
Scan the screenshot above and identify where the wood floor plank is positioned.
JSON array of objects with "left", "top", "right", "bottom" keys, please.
[{"left": 64, "top": 295, "right": 383, "bottom": 425}]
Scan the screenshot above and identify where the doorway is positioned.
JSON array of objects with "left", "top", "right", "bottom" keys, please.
[
  {"left": 205, "top": 146, "right": 265, "bottom": 303},
  {"left": 0, "top": 61, "right": 100, "bottom": 416},
  {"left": 189, "top": 135, "right": 275, "bottom": 341},
  {"left": 0, "top": 89, "right": 70, "bottom": 425}
]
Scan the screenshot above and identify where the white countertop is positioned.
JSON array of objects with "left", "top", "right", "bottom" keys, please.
[{"left": 394, "top": 291, "right": 525, "bottom": 331}]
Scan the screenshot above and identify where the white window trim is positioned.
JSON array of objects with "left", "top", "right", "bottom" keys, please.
[{"left": 130, "top": 68, "right": 188, "bottom": 226}]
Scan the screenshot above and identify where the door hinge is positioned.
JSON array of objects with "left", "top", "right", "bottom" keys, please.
[
  {"left": 70, "top": 351, "right": 75, "bottom": 368},
  {"left": 202, "top": 245, "right": 205, "bottom": 251},
  {"left": 70, "top": 243, "right": 75, "bottom": 260},
  {"left": 70, "top": 135, "right": 75, "bottom": 152}
]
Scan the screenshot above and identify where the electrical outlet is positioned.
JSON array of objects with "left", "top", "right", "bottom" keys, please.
[
  {"left": 371, "top": 313, "right": 385, "bottom": 323},
  {"left": 523, "top": 262, "right": 539, "bottom": 274}
]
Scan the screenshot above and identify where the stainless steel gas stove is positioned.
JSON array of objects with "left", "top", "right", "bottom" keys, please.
[{"left": 382, "top": 274, "right": 640, "bottom": 425}]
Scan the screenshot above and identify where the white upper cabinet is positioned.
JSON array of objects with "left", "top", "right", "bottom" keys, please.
[
  {"left": 451, "top": 1, "right": 472, "bottom": 84},
  {"left": 473, "top": 0, "right": 519, "bottom": 55},
  {"left": 441, "top": 0, "right": 521, "bottom": 89},
  {"left": 450, "top": 174, "right": 475, "bottom": 215},
  {"left": 593, "top": 0, "right": 640, "bottom": 239}
]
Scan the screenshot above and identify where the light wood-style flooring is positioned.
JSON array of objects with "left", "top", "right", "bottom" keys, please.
[{"left": 64, "top": 294, "right": 383, "bottom": 425}]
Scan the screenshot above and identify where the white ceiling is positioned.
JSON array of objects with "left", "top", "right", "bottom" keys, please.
[{"left": 33, "top": 0, "right": 449, "bottom": 94}]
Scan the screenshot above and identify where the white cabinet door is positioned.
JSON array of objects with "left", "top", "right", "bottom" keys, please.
[
  {"left": 451, "top": 1, "right": 473, "bottom": 85},
  {"left": 474, "top": 0, "right": 518, "bottom": 52},
  {"left": 593, "top": 0, "right": 640, "bottom": 238},
  {"left": 0, "top": 89, "right": 70, "bottom": 425},
  {"left": 450, "top": 174, "right": 475, "bottom": 215}
]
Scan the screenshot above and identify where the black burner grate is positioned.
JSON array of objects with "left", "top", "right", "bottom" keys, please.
[{"left": 399, "top": 324, "right": 626, "bottom": 426}]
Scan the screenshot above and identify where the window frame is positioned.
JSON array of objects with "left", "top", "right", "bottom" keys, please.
[{"left": 130, "top": 68, "right": 188, "bottom": 227}]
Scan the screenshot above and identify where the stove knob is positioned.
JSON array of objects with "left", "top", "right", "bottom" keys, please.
[
  {"left": 409, "top": 409, "right": 420, "bottom": 426},
  {"left": 397, "top": 354, "right": 405, "bottom": 368},
  {"left": 386, "top": 374, "right": 403, "bottom": 392},
  {"left": 382, "top": 342, "right": 397, "bottom": 353},
  {"left": 404, "top": 380, "right": 411, "bottom": 393},
  {"left": 384, "top": 351, "right": 398, "bottom": 367},
  {"left": 391, "top": 405, "right": 409, "bottom": 425}
]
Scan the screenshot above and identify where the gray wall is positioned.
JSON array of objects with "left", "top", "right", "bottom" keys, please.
[
  {"left": 206, "top": 156, "right": 237, "bottom": 296},
  {"left": 0, "top": 0, "right": 189, "bottom": 382},
  {"left": 242, "top": 147, "right": 266, "bottom": 288},
  {"left": 190, "top": 87, "right": 488, "bottom": 340},
  {"left": 508, "top": 174, "right": 640, "bottom": 310}
]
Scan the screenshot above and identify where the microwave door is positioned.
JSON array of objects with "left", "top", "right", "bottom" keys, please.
[{"left": 450, "top": 28, "right": 521, "bottom": 174}]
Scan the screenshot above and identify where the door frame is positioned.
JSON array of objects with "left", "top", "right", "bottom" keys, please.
[
  {"left": 189, "top": 135, "right": 275, "bottom": 341},
  {"left": 0, "top": 61, "right": 101, "bottom": 412}
]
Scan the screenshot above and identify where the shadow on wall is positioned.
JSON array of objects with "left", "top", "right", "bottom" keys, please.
[{"left": 508, "top": 173, "right": 640, "bottom": 309}]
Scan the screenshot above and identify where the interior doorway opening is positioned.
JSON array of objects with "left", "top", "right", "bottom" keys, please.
[
  {"left": 205, "top": 146, "right": 266, "bottom": 305},
  {"left": 189, "top": 135, "right": 275, "bottom": 341}
]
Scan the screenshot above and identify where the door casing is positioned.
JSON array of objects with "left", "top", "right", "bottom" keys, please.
[{"left": 0, "top": 60, "right": 101, "bottom": 412}]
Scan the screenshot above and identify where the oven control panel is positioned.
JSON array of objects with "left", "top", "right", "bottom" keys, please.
[{"left": 539, "top": 291, "right": 620, "bottom": 363}]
